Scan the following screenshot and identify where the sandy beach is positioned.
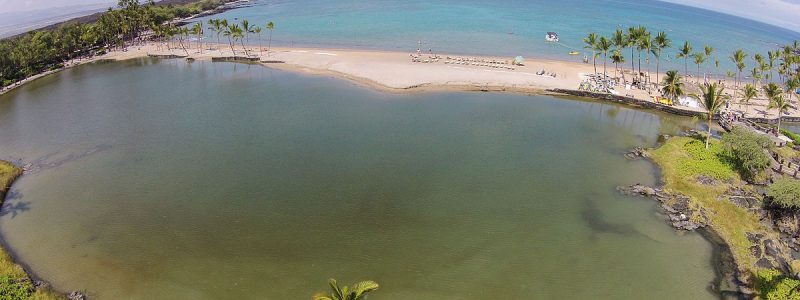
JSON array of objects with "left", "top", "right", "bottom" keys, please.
[{"left": 2, "top": 41, "right": 796, "bottom": 120}]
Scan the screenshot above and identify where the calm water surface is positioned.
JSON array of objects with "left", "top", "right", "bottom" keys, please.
[
  {"left": 0, "top": 59, "right": 716, "bottom": 299},
  {"left": 193, "top": 0, "right": 800, "bottom": 71}
]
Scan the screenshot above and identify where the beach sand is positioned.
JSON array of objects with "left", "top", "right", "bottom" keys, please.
[{"left": 3, "top": 41, "right": 795, "bottom": 120}]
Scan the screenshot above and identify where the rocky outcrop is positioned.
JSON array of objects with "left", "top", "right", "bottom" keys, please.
[
  {"left": 624, "top": 147, "right": 649, "bottom": 160},
  {"left": 616, "top": 184, "right": 707, "bottom": 231}
]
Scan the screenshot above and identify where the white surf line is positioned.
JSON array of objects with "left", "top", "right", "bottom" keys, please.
[
  {"left": 315, "top": 52, "right": 338, "bottom": 56},
  {"left": 291, "top": 50, "right": 309, "bottom": 53}
]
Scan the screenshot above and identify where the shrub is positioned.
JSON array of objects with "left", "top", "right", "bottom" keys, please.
[
  {"left": 722, "top": 126, "right": 773, "bottom": 181},
  {"left": 767, "top": 178, "right": 800, "bottom": 210},
  {"left": 675, "top": 139, "right": 736, "bottom": 180},
  {"left": 755, "top": 269, "right": 800, "bottom": 300}
]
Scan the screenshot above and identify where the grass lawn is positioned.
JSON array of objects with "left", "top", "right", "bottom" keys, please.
[{"left": 648, "top": 136, "right": 773, "bottom": 273}]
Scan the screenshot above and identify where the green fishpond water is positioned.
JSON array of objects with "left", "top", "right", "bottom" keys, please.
[{"left": 0, "top": 58, "right": 717, "bottom": 299}]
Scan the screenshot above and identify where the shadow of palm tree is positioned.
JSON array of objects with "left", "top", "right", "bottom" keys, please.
[{"left": 0, "top": 201, "right": 31, "bottom": 218}]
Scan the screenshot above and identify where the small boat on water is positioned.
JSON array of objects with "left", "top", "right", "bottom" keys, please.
[
  {"left": 545, "top": 32, "right": 559, "bottom": 42},
  {"left": 569, "top": 51, "right": 580, "bottom": 55}
]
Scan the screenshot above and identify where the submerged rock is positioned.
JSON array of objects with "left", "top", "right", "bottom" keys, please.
[
  {"left": 67, "top": 291, "right": 86, "bottom": 300},
  {"left": 617, "top": 184, "right": 705, "bottom": 231},
  {"left": 624, "top": 147, "right": 649, "bottom": 160}
]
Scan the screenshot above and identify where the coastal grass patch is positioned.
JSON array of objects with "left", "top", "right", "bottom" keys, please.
[
  {"left": 649, "top": 136, "right": 770, "bottom": 272},
  {"left": 0, "top": 161, "right": 62, "bottom": 300}
]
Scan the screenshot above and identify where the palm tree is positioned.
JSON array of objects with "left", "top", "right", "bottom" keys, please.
[
  {"left": 786, "top": 76, "right": 799, "bottom": 103},
  {"left": 597, "top": 36, "right": 612, "bottom": 80},
  {"left": 266, "top": 21, "right": 275, "bottom": 54},
  {"left": 742, "top": 83, "right": 758, "bottom": 110},
  {"left": 692, "top": 52, "right": 706, "bottom": 83},
  {"left": 240, "top": 19, "right": 254, "bottom": 47},
  {"left": 676, "top": 41, "right": 692, "bottom": 77},
  {"left": 662, "top": 70, "right": 685, "bottom": 102},
  {"left": 313, "top": 279, "right": 379, "bottom": 300},
  {"left": 583, "top": 33, "right": 598, "bottom": 74},
  {"left": 750, "top": 67, "right": 761, "bottom": 86},
  {"left": 638, "top": 31, "right": 653, "bottom": 84},
  {"left": 768, "top": 50, "right": 777, "bottom": 82},
  {"left": 611, "top": 49, "right": 625, "bottom": 81},
  {"left": 704, "top": 45, "right": 714, "bottom": 79},
  {"left": 765, "top": 83, "right": 789, "bottom": 133},
  {"left": 653, "top": 31, "right": 671, "bottom": 85},
  {"left": 191, "top": 21, "right": 203, "bottom": 53},
  {"left": 232, "top": 25, "right": 247, "bottom": 56},
  {"left": 690, "top": 82, "right": 729, "bottom": 149},
  {"left": 627, "top": 26, "right": 639, "bottom": 74},
  {"left": 208, "top": 19, "right": 223, "bottom": 50},
  {"left": 254, "top": 26, "right": 263, "bottom": 55},
  {"left": 731, "top": 49, "right": 747, "bottom": 96},
  {"left": 223, "top": 24, "right": 237, "bottom": 55}
]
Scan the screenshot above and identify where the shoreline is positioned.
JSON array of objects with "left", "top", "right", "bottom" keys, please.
[
  {"left": 4, "top": 41, "right": 797, "bottom": 124},
  {"left": 0, "top": 42, "right": 789, "bottom": 299}
]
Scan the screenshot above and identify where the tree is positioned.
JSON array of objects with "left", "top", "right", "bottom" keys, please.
[
  {"left": 653, "top": 31, "right": 671, "bottom": 85},
  {"left": 597, "top": 36, "right": 612, "bottom": 80},
  {"left": 767, "top": 179, "right": 800, "bottom": 210},
  {"left": 692, "top": 52, "right": 706, "bottom": 83},
  {"left": 583, "top": 33, "right": 598, "bottom": 74},
  {"left": 676, "top": 41, "right": 692, "bottom": 77},
  {"left": 690, "top": 82, "right": 729, "bottom": 149},
  {"left": 786, "top": 76, "right": 800, "bottom": 103},
  {"left": 638, "top": 31, "right": 653, "bottom": 84},
  {"left": 611, "top": 49, "right": 625, "bottom": 80},
  {"left": 254, "top": 26, "right": 263, "bottom": 55},
  {"left": 241, "top": 19, "right": 254, "bottom": 46},
  {"left": 765, "top": 82, "right": 789, "bottom": 133},
  {"left": 313, "top": 279, "right": 379, "bottom": 300},
  {"left": 662, "top": 70, "right": 685, "bottom": 102},
  {"left": 208, "top": 19, "right": 225, "bottom": 50},
  {"left": 751, "top": 67, "right": 762, "bottom": 86},
  {"left": 731, "top": 49, "right": 747, "bottom": 97},
  {"left": 266, "top": 21, "right": 275, "bottom": 55},
  {"left": 721, "top": 126, "right": 773, "bottom": 181},
  {"left": 191, "top": 21, "right": 203, "bottom": 53},
  {"left": 704, "top": 45, "right": 714, "bottom": 74},
  {"left": 767, "top": 50, "right": 778, "bottom": 82},
  {"left": 627, "top": 26, "right": 639, "bottom": 74},
  {"left": 742, "top": 83, "right": 758, "bottom": 110},
  {"left": 223, "top": 24, "right": 236, "bottom": 55}
]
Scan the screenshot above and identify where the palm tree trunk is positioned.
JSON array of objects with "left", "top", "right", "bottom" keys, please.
[
  {"left": 241, "top": 38, "right": 248, "bottom": 56},
  {"left": 630, "top": 47, "right": 635, "bottom": 75},
  {"left": 706, "top": 117, "right": 712, "bottom": 149},
  {"left": 592, "top": 51, "right": 597, "bottom": 74},
  {"left": 268, "top": 30, "right": 273, "bottom": 55},
  {"left": 656, "top": 52, "right": 661, "bottom": 86},
  {"left": 603, "top": 54, "right": 607, "bottom": 81}
]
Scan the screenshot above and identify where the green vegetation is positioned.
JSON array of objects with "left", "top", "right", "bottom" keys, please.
[
  {"left": 0, "top": 161, "right": 61, "bottom": 300},
  {"left": 649, "top": 136, "right": 770, "bottom": 272},
  {"left": 721, "top": 126, "right": 773, "bottom": 181},
  {"left": 313, "top": 279, "right": 379, "bottom": 300},
  {"left": 767, "top": 178, "right": 800, "bottom": 210},
  {"left": 673, "top": 138, "right": 736, "bottom": 180},
  {"left": 781, "top": 129, "right": 800, "bottom": 145},
  {"left": 755, "top": 269, "right": 800, "bottom": 300},
  {"left": 0, "top": 0, "right": 230, "bottom": 88},
  {"left": 690, "top": 82, "right": 729, "bottom": 149}
]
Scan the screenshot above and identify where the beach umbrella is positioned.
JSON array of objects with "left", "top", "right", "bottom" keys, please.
[{"left": 514, "top": 56, "right": 524, "bottom": 66}]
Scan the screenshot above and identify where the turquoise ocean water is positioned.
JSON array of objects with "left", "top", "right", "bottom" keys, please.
[{"left": 194, "top": 0, "right": 800, "bottom": 73}]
